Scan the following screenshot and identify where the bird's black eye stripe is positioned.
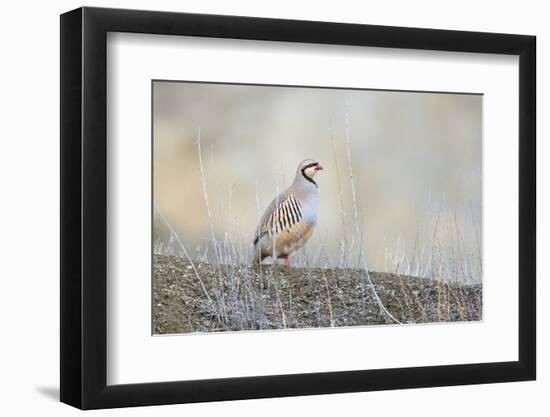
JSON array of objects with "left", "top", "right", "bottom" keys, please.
[
  {"left": 301, "top": 162, "right": 318, "bottom": 186},
  {"left": 302, "top": 162, "right": 318, "bottom": 170}
]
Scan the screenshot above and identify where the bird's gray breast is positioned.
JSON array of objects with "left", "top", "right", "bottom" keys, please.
[{"left": 297, "top": 188, "right": 320, "bottom": 226}]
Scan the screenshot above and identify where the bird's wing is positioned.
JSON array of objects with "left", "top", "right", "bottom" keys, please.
[{"left": 253, "top": 192, "right": 303, "bottom": 245}]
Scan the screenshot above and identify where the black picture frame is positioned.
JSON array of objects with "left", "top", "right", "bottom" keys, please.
[{"left": 60, "top": 6, "right": 536, "bottom": 410}]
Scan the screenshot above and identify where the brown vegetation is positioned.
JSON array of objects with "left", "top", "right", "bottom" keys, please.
[{"left": 153, "top": 254, "right": 482, "bottom": 334}]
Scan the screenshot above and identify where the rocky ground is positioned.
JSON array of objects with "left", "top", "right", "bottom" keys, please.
[{"left": 153, "top": 254, "right": 482, "bottom": 334}]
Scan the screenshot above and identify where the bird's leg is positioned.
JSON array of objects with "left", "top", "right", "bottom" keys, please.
[{"left": 284, "top": 256, "right": 291, "bottom": 270}]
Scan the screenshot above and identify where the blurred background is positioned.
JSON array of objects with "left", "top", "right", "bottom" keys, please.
[{"left": 153, "top": 81, "right": 482, "bottom": 282}]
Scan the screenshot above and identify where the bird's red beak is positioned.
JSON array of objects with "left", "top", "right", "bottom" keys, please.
[{"left": 315, "top": 164, "right": 324, "bottom": 171}]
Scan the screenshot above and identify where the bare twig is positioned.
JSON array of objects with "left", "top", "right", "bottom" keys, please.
[
  {"left": 329, "top": 120, "right": 348, "bottom": 267},
  {"left": 322, "top": 269, "right": 335, "bottom": 327}
]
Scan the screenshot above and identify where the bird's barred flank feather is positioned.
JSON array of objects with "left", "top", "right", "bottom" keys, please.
[{"left": 254, "top": 195, "right": 303, "bottom": 245}]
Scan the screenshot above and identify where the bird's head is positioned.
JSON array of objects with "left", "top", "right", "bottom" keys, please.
[{"left": 296, "top": 159, "right": 324, "bottom": 186}]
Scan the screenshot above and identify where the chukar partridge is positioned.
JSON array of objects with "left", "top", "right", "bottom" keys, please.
[{"left": 253, "top": 159, "right": 323, "bottom": 268}]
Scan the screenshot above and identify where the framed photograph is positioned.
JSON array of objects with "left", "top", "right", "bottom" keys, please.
[{"left": 60, "top": 6, "right": 536, "bottom": 409}]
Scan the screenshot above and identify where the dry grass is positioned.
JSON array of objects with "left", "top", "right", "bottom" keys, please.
[{"left": 153, "top": 255, "right": 482, "bottom": 333}]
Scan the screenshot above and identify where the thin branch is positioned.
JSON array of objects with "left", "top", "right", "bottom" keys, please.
[{"left": 329, "top": 119, "right": 348, "bottom": 267}]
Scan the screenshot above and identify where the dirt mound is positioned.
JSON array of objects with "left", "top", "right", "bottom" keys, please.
[{"left": 153, "top": 255, "right": 482, "bottom": 334}]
